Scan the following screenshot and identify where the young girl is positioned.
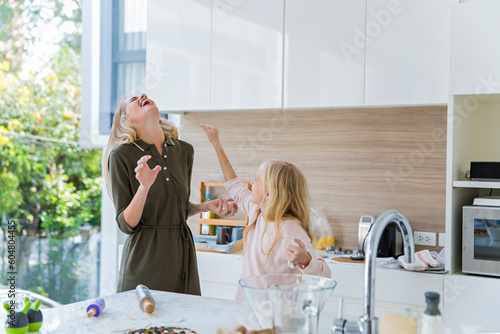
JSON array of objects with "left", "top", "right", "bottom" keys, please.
[{"left": 201, "top": 124, "right": 331, "bottom": 300}]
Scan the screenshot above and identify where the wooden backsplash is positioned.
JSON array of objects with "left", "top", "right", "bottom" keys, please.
[{"left": 180, "top": 106, "right": 447, "bottom": 251}]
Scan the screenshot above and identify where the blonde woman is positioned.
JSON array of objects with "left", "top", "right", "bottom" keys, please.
[
  {"left": 104, "top": 94, "right": 238, "bottom": 294},
  {"left": 201, "top": 124, "right": 331, "bottom": 300}
]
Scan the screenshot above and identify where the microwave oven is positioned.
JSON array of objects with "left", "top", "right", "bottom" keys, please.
[{"left": 463, "top": 205, "right": 500, "bottom": 277}]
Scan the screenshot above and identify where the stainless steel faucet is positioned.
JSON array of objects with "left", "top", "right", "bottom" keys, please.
[{"left": 332, "top": 210, "right": 415, "bottom": 334}]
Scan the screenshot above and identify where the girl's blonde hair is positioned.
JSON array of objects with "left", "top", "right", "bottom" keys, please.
[
  {"left": 102, "top": 97, "right": 178, "bottom": 198},
  {"left": 242, "top": 160, "right": 312, "bottom": 272}
]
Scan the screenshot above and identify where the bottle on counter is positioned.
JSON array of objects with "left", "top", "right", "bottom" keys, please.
[
  {"left": 136, "top": 284, "right": 155, "bottom": 314},
  {"left": 419, "top": 291, "right": 444, "bottom": 334},
  {"left": 202, "top": 193, "right": 214, "bottom": 220},
  {"left": 201, "top": 191, "right": 216, "bottom": 235}
]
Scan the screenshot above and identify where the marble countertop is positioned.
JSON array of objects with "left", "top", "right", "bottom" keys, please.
[
  {"left": 1, "top": 290, "right": 334, "bottom": 334},
  {"left": 2, "top": 291, "right": 252, "bottom": 334}
]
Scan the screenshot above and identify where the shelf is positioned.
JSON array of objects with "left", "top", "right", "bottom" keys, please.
[
  {"left": 453, "top": 180, "right": 500, "bottom": 189},
  {"left": 197, "top": 219, "right": 246, "bottom": 228},
  {"left": 198, "top": 181, "right": 252, "bottom": 234}
]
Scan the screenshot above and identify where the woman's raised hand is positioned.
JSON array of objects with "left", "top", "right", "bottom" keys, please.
[
  {"left": 134, "top": 155, "right": 161, "bottom": 189},
  {"left": 200, "top": 124, "right": 221, "bottom": 147},
  {"left": 205, "top": 197, "right": 238, "bottom": 217}
]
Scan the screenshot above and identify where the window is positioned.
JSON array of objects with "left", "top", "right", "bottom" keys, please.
[
  {"left": 107, "top": 0, "right": 148, "bottom": 134},
  {"left": 81, "top": 0, "right": 147, "bottom": 148}
]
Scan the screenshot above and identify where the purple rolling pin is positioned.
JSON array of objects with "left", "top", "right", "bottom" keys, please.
[{"left": 86, "top": 298, "right": 106, "bottom": 318}]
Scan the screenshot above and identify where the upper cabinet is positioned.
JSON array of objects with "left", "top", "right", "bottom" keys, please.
[
  {"left": 449, "top": 1, "right": 500, "bottom": 95},
  {"left": 365, "top": 0, "right": 454, "bottom": 106},
  {"left": 211, "top": 0, "right": 284, "bottom": 110},
  {"left": 146, "top": 0, "right": 457, "bottom": 111},
  {"left": 146, "top": 0, "right": 211, "bottom": 112},
  {"left": 283, "top": 0, "right": 365, "bottom": 108}
]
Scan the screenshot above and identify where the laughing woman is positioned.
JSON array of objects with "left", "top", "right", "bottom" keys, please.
[{"left": 103, "top": 93, "right": 238, "bottom": 294}]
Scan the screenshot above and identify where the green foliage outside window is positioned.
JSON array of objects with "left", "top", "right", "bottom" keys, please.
[
  {"left": 0, "top": 0, "right": 101, "bottom": 304},
  {"left": 0, "top": 46, "right": 101, "bottom": 232}
]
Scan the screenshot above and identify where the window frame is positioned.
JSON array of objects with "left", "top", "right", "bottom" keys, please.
[{"left": 81, "top": 0, "right": 147, "bottom": 149}]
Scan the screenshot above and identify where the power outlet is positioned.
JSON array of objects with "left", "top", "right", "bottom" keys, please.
[{"left": 414, "top": 231, "right": 436, "bottom": 246}]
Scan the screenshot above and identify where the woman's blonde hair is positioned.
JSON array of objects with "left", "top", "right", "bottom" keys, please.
[
  {"left": 102, "top": 97, "right": 178, "bottom": 198},
  {"left": 242, "top": 160, "right": 312, "bottom": 272}
]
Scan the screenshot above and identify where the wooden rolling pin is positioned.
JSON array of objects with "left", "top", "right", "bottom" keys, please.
[{"left": 135, "top": 284, "right": 155, "bottom": 314}]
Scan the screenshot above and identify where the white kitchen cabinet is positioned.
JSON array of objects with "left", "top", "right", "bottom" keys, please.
[
  {"left": 443, "top": 274, "right": 500, "bottom": 332},
  {"left": 197, "top": 251, "right": 243, "bottom": 300},
  {"left": 449, "top": 1, "right": 500, "bottom": 95},
  {"left": 365, "top": 0, "right": 454, "bottom": 106},
  {"left": 283, "top": 0, "right": 365, "bottom": 108},
  {"left": 146, "top": 0, "right": 211, "bottom": 112},
  {"left": 211, "top": 0, "right": 284, "bottom": 110}
]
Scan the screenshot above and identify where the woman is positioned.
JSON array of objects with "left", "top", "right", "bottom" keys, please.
[{"left": 103, "top": 94, "right": 238, "bottom": 294}]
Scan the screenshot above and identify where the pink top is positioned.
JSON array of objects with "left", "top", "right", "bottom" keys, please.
[{"left": 225, "top": 178, "right": 332, "bottom": 300}]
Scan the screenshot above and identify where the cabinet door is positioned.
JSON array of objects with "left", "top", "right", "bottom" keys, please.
[
  {"left": 284, "top": 0, "right": 365, "bottom": 108},
  {"left": 365, "top": 0, "right": 454, "bottom": 106},
  {"left": 211, "top": 0, "right": 284, "bottom": 110},
  {"left": 443, "top": 274, "right": 500, "bottom": 332},
  {"left": 449, "top": 2, "right": 500, "bottom": 95},
  {"left": 146, "top": 0, "right": 211, "bottom": 111}
]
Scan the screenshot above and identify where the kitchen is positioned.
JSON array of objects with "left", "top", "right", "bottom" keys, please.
[{"left": 3, "top": 0, "right": 500, "bottom": 333}]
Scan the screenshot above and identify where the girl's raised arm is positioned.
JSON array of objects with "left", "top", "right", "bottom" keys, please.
[{"left": 201, "top": 124, "right": 237, "bottom": 181}]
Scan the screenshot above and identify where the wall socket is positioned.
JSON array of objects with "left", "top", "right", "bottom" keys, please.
[{"left": 414, "top": 231, "right": 436, "bottom": 246}]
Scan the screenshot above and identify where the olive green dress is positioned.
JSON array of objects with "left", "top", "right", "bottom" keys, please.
[{"left": 109, "top": 136, "right": 201, "bottom": 295}]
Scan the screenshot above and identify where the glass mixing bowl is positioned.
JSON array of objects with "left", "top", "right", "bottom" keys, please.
[{"left": 238, "top": 274, "right": 337, "bottom": 331}]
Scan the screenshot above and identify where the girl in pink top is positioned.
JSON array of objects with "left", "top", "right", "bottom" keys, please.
[{"left": 201, "top": 124, "right": 331, "bottom": 300}]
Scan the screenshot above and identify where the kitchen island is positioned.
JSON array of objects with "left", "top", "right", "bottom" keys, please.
[
  {"left": 1, "top": 289, "right": 333, "bottom": 334},
  {"left": 1, "top": 290, "right": 249, "bottom": 333}
]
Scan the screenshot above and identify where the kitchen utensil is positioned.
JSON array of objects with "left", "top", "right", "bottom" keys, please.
[
  {"left": 358, "top": 215, "right": 374, "bottom": 253},
  {"left": 379, "top": 312, "right": 417, "bottom": 334},
  {"left": 238, "top": 274, "right": 336, "bottom": 331},
  {"left": 358, "top": 215, "right": 404, "bottom": 258},
  {"left": 86, "top": 298, "right": 105, "bottom": 318},
  {"left": 25, "top": 298, "right": 43, "bottom": 331},
  {"left": 135, "top": 285, "right": 155, "bottom": 314},
  {"left": 217, "top": 226, "right": 232, "bottom": 245},
  {"left": 3, "top": 300, "right": 31, "bottom": 334},
  {"left": 268, "top": 275, "right": 336, "bottom": 334},
  {"left": 231, "top": 227, "right": 244, "bottom": 242}
]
